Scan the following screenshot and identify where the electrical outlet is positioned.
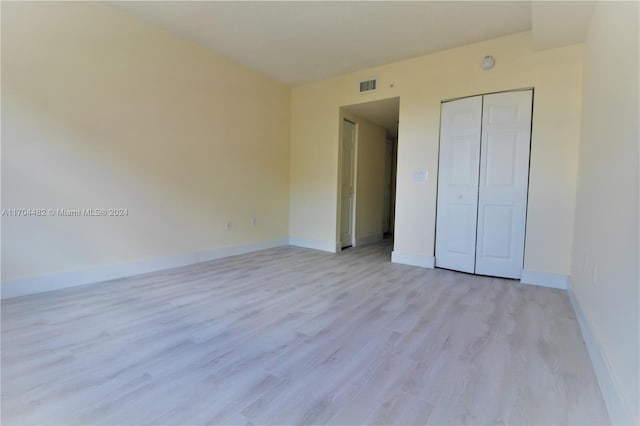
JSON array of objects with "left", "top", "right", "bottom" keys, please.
[
  {"left": 250, "top": 217, "right": 257, "bottom": 227},
  {"left": 226, "top": 221, "right": 232, "bottom": 231}
]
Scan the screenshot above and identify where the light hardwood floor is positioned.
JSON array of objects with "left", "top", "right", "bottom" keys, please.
[{"left": 1, "top": 241, "right": 609, "bottom": 425}]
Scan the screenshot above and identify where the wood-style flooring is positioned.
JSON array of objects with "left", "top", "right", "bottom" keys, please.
[{"left": 1, "top": 241, "right": 609, "bottom": 425}]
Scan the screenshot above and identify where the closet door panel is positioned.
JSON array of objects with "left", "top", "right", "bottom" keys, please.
[
  {"left": 475, "top": 90, "right": 532, "bottom": 279},
  {"left": 435, "top": 96, "right": 482, "bottom": 273}
]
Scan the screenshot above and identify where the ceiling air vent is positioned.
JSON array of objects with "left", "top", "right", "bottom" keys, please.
[{"left": 359, "top": 78, "right": 377, "bottom": 94}]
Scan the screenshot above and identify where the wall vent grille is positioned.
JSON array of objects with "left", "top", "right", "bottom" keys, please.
[{"left": 359, "top": 79, "right": 377, "bottom": 94}]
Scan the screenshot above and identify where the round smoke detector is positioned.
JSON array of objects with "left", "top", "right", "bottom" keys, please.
[{"left": 481, "top": 55, "right": 496, "bottom": 71}]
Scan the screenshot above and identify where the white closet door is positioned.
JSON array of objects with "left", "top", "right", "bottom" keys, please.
[
  {"left": 475, "top": 90, "right": 532, "bottom": 278},
  {"left": 435, "top": 96, "right": 482, "bottom": 273}
]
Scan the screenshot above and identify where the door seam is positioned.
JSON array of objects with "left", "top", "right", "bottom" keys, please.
[{"left": 473, "top": 96, "right": 485, "bottom": 274}]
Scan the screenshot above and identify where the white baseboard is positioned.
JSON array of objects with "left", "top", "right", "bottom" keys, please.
[
  {"left": 520, "top": 270, "right": 569, "bottom": 289},
  {"left": 1, "top": 238, "right": 289, "bottom": 300},
  {"left": 567, "top": 280, "right": 635, "bottom": 425},
  {"left": 355, "top": 233, "right": 383, "bottom": 247},
  {"left": 391, "top": 251, "right": 435, "bottom": 268},
  {"left": 288, "top": 238, "right": 337, "bottom": 253}
]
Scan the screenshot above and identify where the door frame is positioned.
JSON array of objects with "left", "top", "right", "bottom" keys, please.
[
  {"left": 434, "top": 87, "right": 535, "bottom": 277},
  {"left": 337, "top": 117, "right": 358, "bottom": 250}
]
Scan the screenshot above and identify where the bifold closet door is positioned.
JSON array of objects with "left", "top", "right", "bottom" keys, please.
[
  {"left": 475, "top": 90, "right": 532, "bottom": 278},
  {"left": 435, "top": 90, "right": 532, "bottom": 279},
  {"left": 435, "top": 96, "right": 482, "bottom": 273}
]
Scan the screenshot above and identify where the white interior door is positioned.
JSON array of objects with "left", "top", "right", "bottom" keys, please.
[
  {"left": 475, "top": 90, "right": 532, "bottom": 278},
  {"left": 382, "top": 140, "right": 393, "bottom": 234},
  {"left": 340, "top": 120, "right": 356, "bottom": 248},
  {"left": 435, "top": 96, "right": 483, "bottom": 273}
]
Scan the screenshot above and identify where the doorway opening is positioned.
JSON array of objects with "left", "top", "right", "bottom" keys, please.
[{"left": 337, "top": 97, "right": 399, "bottom": 254}]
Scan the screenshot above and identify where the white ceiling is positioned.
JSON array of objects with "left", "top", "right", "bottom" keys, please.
[
  {"left": 344, "top": 97, "right": 400, "bottom": 138},
  {"left": 113, "top": 1, "right": 594, "bottom": 86}
]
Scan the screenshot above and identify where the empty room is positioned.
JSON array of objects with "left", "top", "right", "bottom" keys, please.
[{"left": 1, "top": 1, "right": 638, "bottom": 425}]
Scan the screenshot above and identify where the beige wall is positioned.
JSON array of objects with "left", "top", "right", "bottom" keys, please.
[
  {"left": 1, "top": 2, "right": 291, "bottom": 281},
  {"left": 290, "top": 32, "right": 584, "bottom": 275},
  {"left": 570, "top": 2, "right": 639, "bottom": 424},
  {"left": 341, "top": 112, "right": 386, "bottom": 243}
]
